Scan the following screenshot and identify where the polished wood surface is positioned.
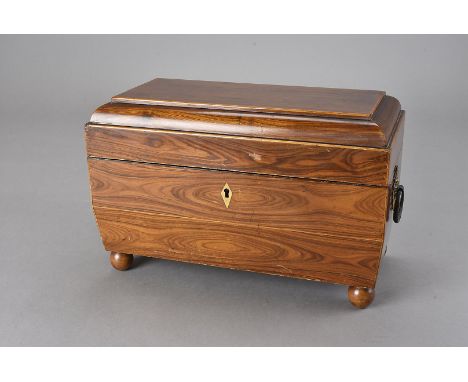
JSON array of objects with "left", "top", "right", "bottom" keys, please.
[
  {"left": 85, "top": 77, "right": 406, "bottom": 307},
  {"left": 90, "top": 96, "right": 400, "bottom": 148},
  {"left": 95, "top": 207, "right": 381, "bottom": 287},
  {"left": 113, "top": 78, "right": 385, "bottom": 119},
  {"left": 347, "top": 286, "right": 375, "bottom": 308},
  {"left": 86, "top": 124, "right": 390, "bottom": 186},
  {"left": 109, "top": 252, "right": 133, "bottom": 271},
  {"left": 88, "top": 159, "right": 387, "bottom": 240},
  {"left": 381, "top": 111, "right": 405, "bottom": 254},
  {"left": 372, "top": 96, "right": 402, "bottom": 145}
]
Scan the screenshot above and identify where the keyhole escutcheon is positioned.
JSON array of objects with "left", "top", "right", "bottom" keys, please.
[{"left": 221, "top": 183, "right": 232, "bottom": 208}]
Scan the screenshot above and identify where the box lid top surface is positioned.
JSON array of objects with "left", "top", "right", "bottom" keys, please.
[
  {"left": 90, "top": 78, "right": 402, "bottom": 148},
  {"left": 112, "top": 78, "right": 385, "bottom": 120}
]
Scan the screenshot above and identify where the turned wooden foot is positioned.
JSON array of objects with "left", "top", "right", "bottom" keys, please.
[
  {"left": 347, "top": 286, "right": 375, "bottom": 309},
  {"left": 109, "top": 252, "right": 133, "bottom": 271}
]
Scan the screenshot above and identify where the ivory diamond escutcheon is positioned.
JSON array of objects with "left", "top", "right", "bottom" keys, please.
[{"left": 221, "top": 183, "right": 232, "bottom": 208}]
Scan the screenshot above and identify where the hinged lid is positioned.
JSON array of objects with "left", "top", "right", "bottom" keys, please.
[
  {"left": 113, "top": 78, "right": 385, "bottom": 120},
  {"left": 90, "top": 77, "right": 402, "bottom": 148}
]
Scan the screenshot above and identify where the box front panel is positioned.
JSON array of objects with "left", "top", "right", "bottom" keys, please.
[
  {"left": 88, "top": 159, "right": 387, "bottom": 287},
  {"left": 94, "top": 206, "right": 381, "bottom": 287},
  {"left": 88, "top": 159, "right": 387, "bottom": 241}
]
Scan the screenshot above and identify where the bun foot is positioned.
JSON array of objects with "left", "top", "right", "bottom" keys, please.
[
  {"left": 109, "top": 252, "right": 133, "bottom": 271},
  {"left": 347, "top": 286, "right": 375, "bottom": 309}
]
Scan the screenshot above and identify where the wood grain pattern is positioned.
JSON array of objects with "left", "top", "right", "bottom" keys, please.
[
  {"left": 112, "top": 78, "right": 385, "bottom": 119},
  {"left": 85, "top": 77, "right": 406, "bottom": 295},
  {"left": 94, "top": 207, "right": 381, "bottom": 287},
  {"left": 88, "top": 159, "right": 387, "bottom": 241},
  {"left": 85, "top": 124, "right": 390, "bottom": 186},
  {"left": 90, "top": 102, "right": 392, "bottom": 148}
]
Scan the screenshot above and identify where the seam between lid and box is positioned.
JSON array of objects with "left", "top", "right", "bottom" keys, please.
[{"left": 86, "top": 156, "right": 389, "bottom": 189}]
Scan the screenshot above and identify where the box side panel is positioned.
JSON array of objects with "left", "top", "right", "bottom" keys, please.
[
  {"left": 381, "top": 111, "right": 405, "bottom": 254},
  {"left": 85, "top": 124, "right": 389, "bottom": 186},
  {"left": 94, "top": 206, "right": 381, "bottom": 288}
]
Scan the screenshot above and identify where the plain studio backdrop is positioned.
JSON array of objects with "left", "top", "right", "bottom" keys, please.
[{"left": 0, "top": 35, "right": 467, "bottom": 346}]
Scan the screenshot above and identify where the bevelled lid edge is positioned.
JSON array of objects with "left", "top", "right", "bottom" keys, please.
[
  {"left": 371, "top": 96, "right": 402, "bottom": 147},
  {"left": 88, "top": 101, "right": 393, "bottom": 148}
]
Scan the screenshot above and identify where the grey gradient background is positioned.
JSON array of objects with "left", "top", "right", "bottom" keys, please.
[{"left": 1, "top": 35, "right": 467, "bottom": 346}]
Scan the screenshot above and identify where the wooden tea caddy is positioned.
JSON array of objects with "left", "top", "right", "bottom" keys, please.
[{"left": 85, "top": 78, "right": 405, "bottom": 308}]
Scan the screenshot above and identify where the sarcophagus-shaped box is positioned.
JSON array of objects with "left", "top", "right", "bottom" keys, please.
[{"left": 85, "top": 78, "right": 405, "bottom": 308}]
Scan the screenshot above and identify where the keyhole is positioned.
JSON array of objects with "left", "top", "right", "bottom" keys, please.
[{"left": 224, "top": 188, "right": 230, "bottom": 198}]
